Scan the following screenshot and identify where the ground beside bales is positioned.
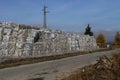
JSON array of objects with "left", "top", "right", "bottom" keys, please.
[
  {"left": 0, "top": 49, "right": 119, "bottom": 80},
  {"left": 62, "top": 52, "right": 120, "bottom": 80},
  {"left": 0, "top": 48, "right": 110, "bottom": 69}
]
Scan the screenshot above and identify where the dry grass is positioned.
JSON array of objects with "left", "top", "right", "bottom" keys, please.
[{"left": 62, "top": 53, "right": 120, "bottom": 80}]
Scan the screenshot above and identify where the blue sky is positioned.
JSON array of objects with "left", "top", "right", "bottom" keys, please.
[{"left": 0, "top": 0, "right": 120, "bottom": 32}]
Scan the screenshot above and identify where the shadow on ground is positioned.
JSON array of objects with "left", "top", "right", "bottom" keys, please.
[{"left": 29, "top": 77, "right": 44, "bottom": 80}]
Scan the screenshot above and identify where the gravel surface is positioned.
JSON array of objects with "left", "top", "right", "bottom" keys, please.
[{"left": 0, "top": 49, "right": 119, "bottom": 80}]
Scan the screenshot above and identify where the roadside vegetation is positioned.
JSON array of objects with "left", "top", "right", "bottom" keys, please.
[
  {"left": 62, "top": 53, "right": 120, "bottom": 80},
  {"left": 96, "top": 33, "right": 107, "bottom": 48},
  {"left": 112, "top": 32, "right": 120, "bottom": 48}
]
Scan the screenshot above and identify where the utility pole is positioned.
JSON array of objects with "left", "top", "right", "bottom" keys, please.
[{"left": 42, "top": 5, "right": 48, "bottom": 29}]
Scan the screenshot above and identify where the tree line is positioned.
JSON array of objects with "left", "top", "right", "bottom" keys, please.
[{"left": 84, "top": 24, "right": 120, "bottom": 48}]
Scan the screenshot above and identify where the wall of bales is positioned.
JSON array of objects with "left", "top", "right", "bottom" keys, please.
[{"left": 0, "top": 22, "right": 98, "bottom": 57}]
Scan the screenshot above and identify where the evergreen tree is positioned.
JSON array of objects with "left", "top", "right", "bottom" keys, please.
[{"left": 84, "top": 24, "right": 93, "bottom": 36}]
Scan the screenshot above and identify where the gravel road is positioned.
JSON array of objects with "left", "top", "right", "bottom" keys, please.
[{"left": 0, "top": 49, "right": 119, "bottom": 80}]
